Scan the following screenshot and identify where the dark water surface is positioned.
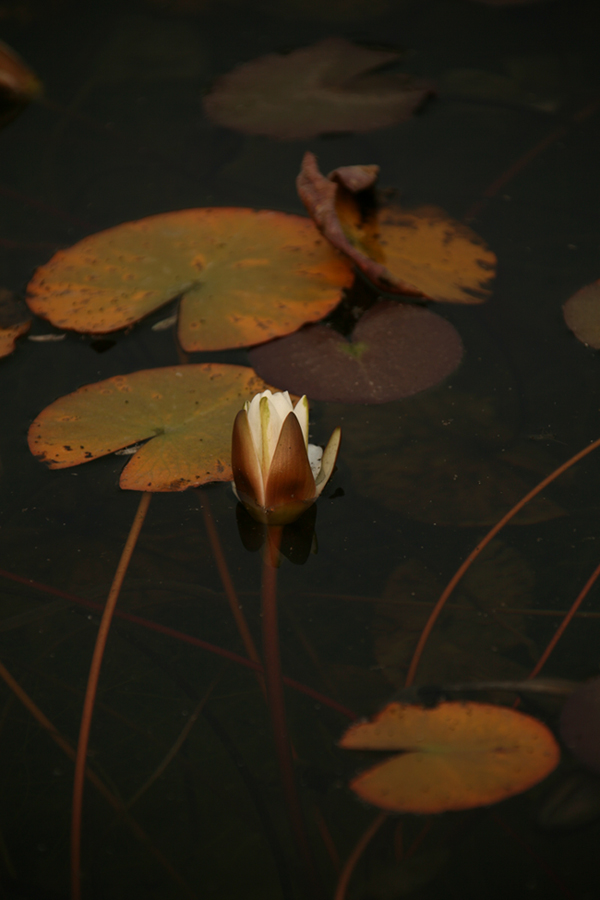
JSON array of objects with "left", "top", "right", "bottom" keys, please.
[{"left": 1, "top": 0, "right": 600, "bottom": 897}]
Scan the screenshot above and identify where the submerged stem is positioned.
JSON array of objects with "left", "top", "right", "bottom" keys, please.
[
  {"left": 71, "top": 491, "right": 152, "bottom": 900},
  {"left": 261, "top": 525, "right": 322, "bottom": 897}
]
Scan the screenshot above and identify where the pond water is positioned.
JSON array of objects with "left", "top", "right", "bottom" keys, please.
[{"left": 1, "top": 0, "right": 600, "bottom": 897}]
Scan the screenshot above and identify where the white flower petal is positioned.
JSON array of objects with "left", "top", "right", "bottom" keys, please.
[
  {"left": 307, "top": 443, "right": 323, "bottom": 480},
  {"left": 293, "top": 395, "right": 310, "bottom": 449}
]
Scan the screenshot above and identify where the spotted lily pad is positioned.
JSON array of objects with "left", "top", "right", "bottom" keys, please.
[
  {"left": 563, "top": 281, "right": 600, "bottom": 348},
  {"left": 26, "top": 208, "right": 353, "bottom": 351},
  {"left": 203, "top": 38, "right": 433, "bottom": 140},
  {"left": 0, "top": 289, "right": 31, "bottom": 357},
  {"left": 249, "top": 300, "right": 463, "bottom": 403},
  {"left": 297, "top": 152, "right": 496, "bottom": 303},
  {"left": 340, "top": 701, "right": 560, "bottom": 813},
  {"left": 28, "top": 364, "right": 271, "bottom": 491}
]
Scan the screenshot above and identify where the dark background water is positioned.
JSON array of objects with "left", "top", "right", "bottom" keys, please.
[{"left": 1, "top": 0, "right": 600, "bottom": 897}]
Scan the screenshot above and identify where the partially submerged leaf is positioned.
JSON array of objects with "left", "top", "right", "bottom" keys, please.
[
  {"left": 297, "top": 152, "right": 496, "bottom": 303},
  {"left": 249, "top": 300, "right": 463, "bottom": 403},
  {"left": 0, "top": 40, "right": 42, "bottom": 128},
  {"left": 28, "top": 364, "right": 271, "bottom": 491},
  {"left": 340, "top": 701, "right": 560, "bottom": 813},
  {"left": 26, "top": 208, "right": 353, "bottom": 350},
  {"left": 0, "top": 289, "right": 31, "bottom": 357},
  {"left": 563, "top": 281, "right": 600, "bottom": 348},
  {"left": 560, "top": 677, "right": 600, "bottom": 775},
  {"left": 203, "top": 38, "right": 433, "bottom": 140}
]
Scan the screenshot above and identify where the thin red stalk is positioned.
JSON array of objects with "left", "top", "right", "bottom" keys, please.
[
  {"left": 405, "top": 435, "right": 600, "bottom": 687},
  {"left": 201, "top": 497, "right": 265, "bottom": 692},
  {"left": 71, "top": 492, "right": 152, "bottom": 900},
  {"left": 404, "top": 818, "right": 433, "bottom": 859},
  {"left": 0, "top": 656, "right": 196, "bottom": 898},
  {"left": 261, "top": 526, "right": 322, "bottom": 896},
  {"left": 334, "top": 812, "right": 387, "bottom": 900},
  {"left": 0, "top": 567, "right": 356, "bottom": 720},
  {"left": 528, "top": 559, "right": 600, "bottom": 680}
]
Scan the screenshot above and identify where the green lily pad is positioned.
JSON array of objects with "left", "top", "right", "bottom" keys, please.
[
  {"left": 28, "top": 364, "right": 271, "bottom": 492},
  {"left": 26, "top": 208, "right": 353, "bottom": 351}
]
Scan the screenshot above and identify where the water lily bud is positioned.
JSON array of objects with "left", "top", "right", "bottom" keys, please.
[{"left": 231, "top": 389, "right": 340, "bottom": 525}]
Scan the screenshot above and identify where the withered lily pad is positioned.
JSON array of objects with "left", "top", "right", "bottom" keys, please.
[
  {"left": 0, "top": 289, "right": 31, "bottom": 357},
  {"left": 249, "top": 300, "right": 463, "bottom": 403},
  {"left": 203, "top": 38, "right": 433, "bottom": 140},
  {"left": 340, "top": 701, "right": 560, "bottom": 813},
  {"left": 298, "top": 152, "right": 496, "bottom": 303},
  {"left": 560, "top": 677, "right": 600, "bottom": 775},
  {"left": 0, "top": 39, "right": 41, "bottom": 128},
  {"left": 26, "top": 208, "right": 353, "bottom": 351},
  {"left": 563, "top": 281, "right": 600, "bottom": 348},
  {"left": 28, "top": 364, "right": 270, "bottom": 492}
]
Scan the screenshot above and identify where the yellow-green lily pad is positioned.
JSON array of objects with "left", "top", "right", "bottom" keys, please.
[{"left": 28, "top": 364, "right": 270, "bottom": 492}]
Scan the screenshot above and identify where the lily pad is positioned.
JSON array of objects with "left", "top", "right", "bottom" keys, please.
[
  {"left": 560, "top": 677, "right": 600, "bottom": 775},
  {"left": 28, "top": 364, "right": 271, "bottom": 492},
  {"left": 0, "top": 39, "right": 41, "bottom": 128},
  {"left": 248, "top": 300, "right": 463, "bottom": 403},
  {"left": 202, "top": 38, "right": 433, "bottom": 140},
  {"left": 339, "top": 701, "right": 560, "bottom": 813},
  {"left": 563, "top": 281, "right": 600, "bottom": 348},
  {"left": 26, "top": 208, "right": 353, "bottom": 351},
  {"left": 297, "top": 152, "right": 496, "bottom": 303},
  {"left": 0, "top": 289, "right": 31, "bottom": 357}
]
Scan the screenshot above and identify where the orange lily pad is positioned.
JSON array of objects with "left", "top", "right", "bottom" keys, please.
[
  {"left": 28, "top": 364, "right": 271, "bottom": 492},
  {"left": 26, "top": 208, "right": 353, "bottom": 351},
  {"left": 0, "top": 288, "right": 31, "bottom": 357},
  {"left": 563, "top": 280, "right": 600, "bottom": 348},
  {"left": 339, "top": 701, "right": 560, "bottom": 813},
  {"left": 203, "top": 38, "right": 433, "bottom": 140},
  {"left": 297, "top": 152, "right": 496, "bottom": 303}
]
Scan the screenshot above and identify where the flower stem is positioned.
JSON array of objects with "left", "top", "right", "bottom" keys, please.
[
  {"left": 71, "top": 491, "right": 152, "bottom": 900},
  {"left": 261, "top": 525, "right": 322, "bottom": 897}
]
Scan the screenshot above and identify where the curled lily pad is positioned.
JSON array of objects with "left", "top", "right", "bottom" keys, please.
[
  {"left": 340, "top": 701, "right": 560, "bottom": 813},
  {"left": 560, "top": 677, "right": 600, "bottom": 775},
  {"left": 248, "top": 300, "right": 463, "bottom": 403},
  {"left": 203, "top": 38, "right": 433, "bottom": 140},
  {"left": 0, "top": 289, "right": 31, "bottom": 357},
  {"left": 28, "top": 364, "right": 271, "bottom": 492},
  {"left": 563, "top": 281, "right": 600, "bottom": 348},
  {"left": 297, "top": 152, "right": 496, "bottom": 303},
  {"left": 26, "top": 208, "right": 353, "bottom": 351}
]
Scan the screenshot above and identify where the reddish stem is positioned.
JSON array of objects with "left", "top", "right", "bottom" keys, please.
[
  {"left": 71, "top": 492, "right": 151, "bottom": 900},
  {"left": 261, "top": 526, "right": 322, "bottom": 896},
  {"left": 334, "top": 812, "right": 387, "bottom": 900}
]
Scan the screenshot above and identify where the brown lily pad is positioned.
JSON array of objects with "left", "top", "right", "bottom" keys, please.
[
  {"left": 340, "top": 700, "right": 560, "bottom": 813},
  {"left": 297, "top": 152, "right": 496, "bottom": 303},
  {"left": 0, "top": 289, "right": 31, "bottom": 357},
  {"left": 248, "top": 299, "right": 463, "bottom": 403},
  {"left": 26, "top": 208, "right": 353, "bottom": 351},
  {"left": 28, "top": 364, "right": 271, "bottom": 492},
  {"left": 203, "top": 38, "right": 433, "bottom": 140},
  {"left": 563, "top": 280, "right": 600, "bottom": 349},
  {"left": 560, "top": 677, "right": 600, "bottom": 775}
]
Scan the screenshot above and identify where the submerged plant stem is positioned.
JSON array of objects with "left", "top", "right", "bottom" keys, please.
[
  {"left": 71, "top": 491, "right": 152, "bottom": 900},
  {"left": 261, "top": 526, "right": 322, "bottom": 897},
  {"left": 334, "top": 811, "right": 387, "bottom": 900}
]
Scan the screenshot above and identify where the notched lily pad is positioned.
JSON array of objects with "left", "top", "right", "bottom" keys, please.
[
  {"left": 563, "top": 281, "right": 600, "bottom": 349},
  {"left": 297, "top": 152, "right": 496, "bottom": 303},
  {"left": 28, "top": 364, "right": 271, "bottom": 492},
  {"left": 249, "top": 299, "right": 463, "bottom": 403},
  {"left": 203, "top": 37, "right": 433, "bottom": 140},
  {"left": 26, "top": 208, "right": 353, "bottom": 351},
  {"left": 340, "top": 701, "right": 560, "bottom": 813},
  {"left": 0, "top": 289, "right": 31, "bottom": 357}
]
